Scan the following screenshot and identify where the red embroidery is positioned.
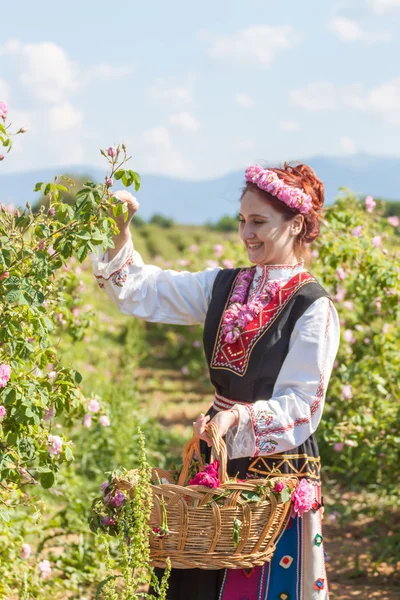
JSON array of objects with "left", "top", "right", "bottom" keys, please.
[
  {"left": 253, "top": 300, "right": 332, "bottom": 446},
  {"left": 211, "top": 271, "right": 316, "bottom": 376},
  {"left": 94, "top": 255, "right": 135, "bottom": 286}
]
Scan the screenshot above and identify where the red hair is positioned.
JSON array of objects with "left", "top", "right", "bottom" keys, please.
[{"left": 241, "top": 162, "right": 324, "bottom": 257}]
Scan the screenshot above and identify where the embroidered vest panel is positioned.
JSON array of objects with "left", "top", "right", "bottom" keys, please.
[{"left": 203, "top": 268, "right": 329, "bottom": 403}]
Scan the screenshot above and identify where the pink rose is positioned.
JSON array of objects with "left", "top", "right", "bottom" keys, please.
[
  {"left": 336, "top": 267, "right": 346, "bottom": 281},
  {"left": 214, "top": 244, "right": 224, "bottom": 258},
  {"left": 0, "top": 102, "right": 8, "bottom": 119},
  {"left": 342, "top": 384, "right": 353, "bottom": 400},
  {"left": 189, "top": 462, "right": 220, "bottom": 488},
  {"left": 273, "top": 481, "right": 285, "bottom": 493},
  {"left": 107, "top": 146, "right": 117, "bottom": 158},
  {"left": 108, "top": 489, "right": 126, "bottom": 507},
  {"left": 20, "top": 543, "right": 31, "bottom": 559},
  {"left": 88, "top": 398, "right": 101, "bottom": 413},
  {"left": 365, "top": 195, "right": 376, "bottom": 213},
  {"left": 334, "top": 442, "right": 344, "bottom": 452},
  {"left": 18, "top": 126, "right": 28, "bottom": 134},
  {"left": 99, "top": 415, "right": 110, "bottom": 427},
  {"left": 223, "top": 259, "right": 235, "bottom": 269},
  {"left": 291, "top": 479, "right": 314, "bottom": 517},
  {"left": 0, "top": 364, "right": 11, "bottom": 388},
  {"left": 334, "top": 287, "right": 346, "bottom": 302},
  {"left": 0, "top": 405, "right": 6, "bottom": 419},
  {"left": 388, "top": 215, "right": 399, "bottom": 227},
  {"left": 189, "top": 472, "right": 220, "bottom": 488},
  {"left": 83, "top": 413, "right": 92, "bottom": 428},
  {"left": 204, "top": 460, "right": 219, "bottom": 476},
  {"left": 38, "top": 559, "right": 52, "bottom": 580},
  {"left": 352, "top": 226, "right": 362, "bottom": 238},
  {"left": 47, "top": 434, "right": 63, "bottom": 456},
  {"left": 100, "top": 481, "right": 109, "bottom": 493},
  {"left": 0, "top": 154, "right": 4, "bottom": 161},
  {"left": 372, "top": 235, "right": 382, "bottom": 248},
  {"left": 106, "top": 177, "right": 113, "bottom": 187},
  {"left": 343, "top": 329, "right": 356, "bottom": 344},
  {"left": 43, "top": 406, "right": 54, "bottom": 421}
]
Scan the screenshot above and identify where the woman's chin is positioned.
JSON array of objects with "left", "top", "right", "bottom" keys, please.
[{"left": 246, "top": 248, "right": 265, "bottom": 263}]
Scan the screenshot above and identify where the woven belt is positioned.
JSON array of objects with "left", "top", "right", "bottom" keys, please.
[{"left": 213, "top": 392, "right": 249, "bottom": 412}]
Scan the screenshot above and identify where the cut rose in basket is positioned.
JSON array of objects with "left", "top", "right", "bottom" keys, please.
[{"left": 188, "top": 459, "right": 220, "bottom": 488}]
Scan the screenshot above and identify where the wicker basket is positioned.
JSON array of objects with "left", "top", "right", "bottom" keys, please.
[{"left": 116, "top": 422, "right": 296, "bottom": 570}]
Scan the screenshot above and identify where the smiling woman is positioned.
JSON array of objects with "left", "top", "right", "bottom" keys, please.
[{"left": 91, "top": 161, "right": 340, "bottom": 600}]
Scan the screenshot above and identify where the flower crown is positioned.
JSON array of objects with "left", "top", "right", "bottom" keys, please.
[{"left": 245, "top": 165, "right": 312, "bottom": 215}]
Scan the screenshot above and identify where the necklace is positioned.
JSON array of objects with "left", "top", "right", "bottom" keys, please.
[{"left": 221, "top": 269, "right": 282, "bottom": 343}]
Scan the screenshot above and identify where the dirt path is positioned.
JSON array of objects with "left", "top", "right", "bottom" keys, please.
[{"left": 138, "top": 367, "right": 399, "bottom": 599}]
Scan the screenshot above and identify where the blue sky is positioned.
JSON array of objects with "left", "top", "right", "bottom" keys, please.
[{"left": 1, "top": 0, "right": 400, "bottom": 179}]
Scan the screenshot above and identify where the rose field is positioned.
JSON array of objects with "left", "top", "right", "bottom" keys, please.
[{"left": 1, "top": 109, "right": 400, "bottom": 599}]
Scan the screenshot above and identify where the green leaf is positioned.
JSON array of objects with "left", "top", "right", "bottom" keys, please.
[
  {"left": 279, "top": 487, "right": 291, "bottom": 504},
  {"left": 232, "top": 517, "right": 242, "bottom": 548},
  {"left": 34, "top": 182, "right": 44, "bottom": 192},
  {"left": 65, "top": 446, "right": 74, "bottom": 461},
  {"left": 114, "top": 170, "right": 124, "bottom": 180},
  {"left": 241, "top": 491, "right": 261, "bottom": 503},
  {"left": 74, "top": 371, "right": 82, "bottom": 384},
  {"left": 40, "top": 471, "right": 55, "bottom": 489},
  {"left": 6, "top": 289, "right": 21, "bottom": 303},
  {"left": 132, "top": 171, "right": 141, "bottom": 191}
]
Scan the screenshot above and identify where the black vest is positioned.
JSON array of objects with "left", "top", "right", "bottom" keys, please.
[
  {"left": 202, "top": 268, "right": 330, "bottom": 481},
  {"left": 204, "top": 268, "right": 330, "bottom": 402}
]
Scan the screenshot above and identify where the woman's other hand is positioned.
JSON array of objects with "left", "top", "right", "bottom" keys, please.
[{"left": 193, "top": 410, "right": 239, "bottom": 447}]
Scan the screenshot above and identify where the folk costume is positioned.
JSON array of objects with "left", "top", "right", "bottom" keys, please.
[{"left": 92, "top": 237, "right": 340, "bottom": 600}]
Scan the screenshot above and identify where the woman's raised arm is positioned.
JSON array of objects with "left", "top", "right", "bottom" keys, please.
[{"left": 91, "top": 191, "right": 221, "bottom": 325}]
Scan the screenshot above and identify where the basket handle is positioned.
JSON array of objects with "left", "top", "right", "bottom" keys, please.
[{"left": 177, "top": 421, "right": 228, "bottom": 486}]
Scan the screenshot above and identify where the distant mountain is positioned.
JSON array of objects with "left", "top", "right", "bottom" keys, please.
[{"left": 1, "top": 154, "right": 399, "bottom": 224}]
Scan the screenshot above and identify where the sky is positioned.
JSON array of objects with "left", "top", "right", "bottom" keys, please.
[{"left": 1, "top": 0, "right": 400, "bottom": 179}]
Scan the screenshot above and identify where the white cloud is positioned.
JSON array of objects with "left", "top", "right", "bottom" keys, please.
[
  {"left": 49, "top": 103, "right": 84, "bottom": 131},
  {"left": 143, "top": 126, "right": 172, "bottom": 149},
  {"left": 328, "top": 17, "right": 391, "bottom": 42},
  {"left": 290, "top": 78, "right": 400, "bottom": 124},
  {"left": 0, "top": 40, "right": 78, "bottom": 104},
  {"left": 142, "top": 126, "right": 190, "bottom": 175},
  {"left": 370, "top": 0, "right": 400, "bottom": 14},
  {"left": 353, "top": 78, "right": 400, "bottom": 123},
  {"left": 289, "top": 82, "right": 338, "bottom": 111},
  {"left": 280, "top": 120, "right": 301, "bottom": 131},
  {"left": 200, "top": 25, "right": 301, "bottom": 68},
  {"left": 85, "top": 62, "right": 135, "bottom": 81},
  {"left": 340, "top": 136, "right": 357, "bottom": 154},
  {"left": 235, "top": 93, "right": 255, "bottom": 108},
  {"left": 168, "top": 112, "right": 200, "bottom": 132},
  {"left": 149, "top": 74, "right": 195, "bottom": 105}
]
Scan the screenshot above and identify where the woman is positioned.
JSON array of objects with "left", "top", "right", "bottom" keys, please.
[{"left": 92, "top": 162, "right": 340, "bottom": 600}]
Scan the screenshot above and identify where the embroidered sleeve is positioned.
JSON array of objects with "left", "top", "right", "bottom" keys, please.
[
  {"left": 225, "top": 297, "right": 340, "bottom": 459},
  {"left": 91, "top": 235, "right": 221, "bottom": 325}
]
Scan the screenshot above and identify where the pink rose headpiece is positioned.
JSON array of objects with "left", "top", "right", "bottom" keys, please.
[{"left": 245, "top": 165, "right": 312, "bottom": 215}]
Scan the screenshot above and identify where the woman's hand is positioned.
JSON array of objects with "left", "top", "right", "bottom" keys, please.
[
  {"left": 193, "top": 410, "right": 239, "bottom": 447},
  {"left": 111, "top": 190, "right": 140, "bottom": 233}
]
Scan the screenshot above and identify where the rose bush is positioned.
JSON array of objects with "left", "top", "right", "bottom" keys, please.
[{"left": 0, "top": 102, "right": 141, "bottom": 495}]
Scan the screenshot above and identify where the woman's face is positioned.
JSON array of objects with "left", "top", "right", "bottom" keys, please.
[{"left": 239, "top": 190, "right": 303, "bottom": 265}]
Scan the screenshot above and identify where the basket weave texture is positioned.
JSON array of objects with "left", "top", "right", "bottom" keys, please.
[{"left": 116, "top": 422, "right": 296, "bottom": 570}]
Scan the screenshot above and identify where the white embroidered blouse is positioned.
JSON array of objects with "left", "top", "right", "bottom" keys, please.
[{"left": 91, "top": 235, "right": 340, "bottom": 460}]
